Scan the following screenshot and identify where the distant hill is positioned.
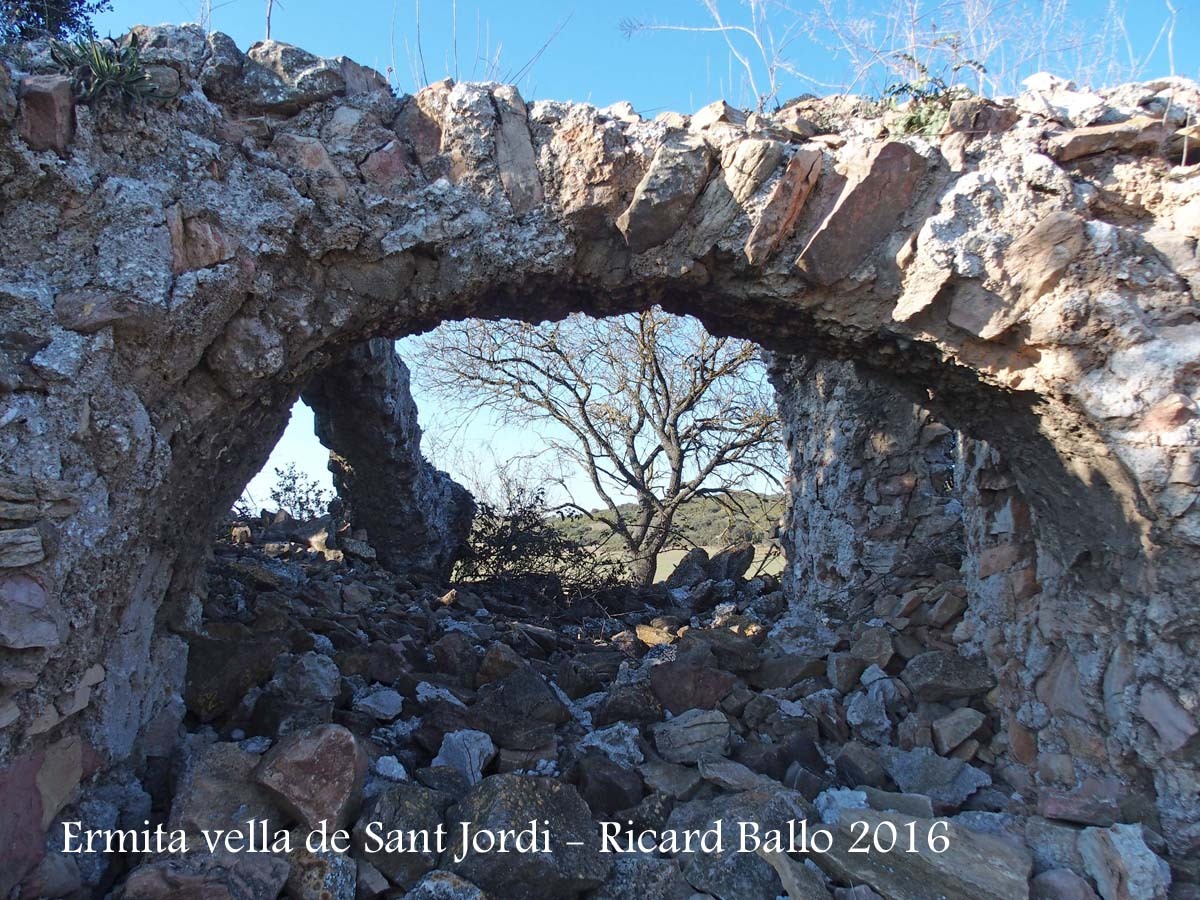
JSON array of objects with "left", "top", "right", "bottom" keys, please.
[{"left": 551, "top": 491, "right": 786, "bottom": 551}]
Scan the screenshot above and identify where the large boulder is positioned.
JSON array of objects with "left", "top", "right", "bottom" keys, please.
[
  {"left": 811, "top": 808, "right": 1033, "bottom": 900},
  {"left": 353, "top": 782, "right": 452, "bottom": 889},
  {"left": 254, "top": 724, "right": 368, "bottom": 830},
  {"left": 444, "top": 775, "right": 610, "bottom": 898}
]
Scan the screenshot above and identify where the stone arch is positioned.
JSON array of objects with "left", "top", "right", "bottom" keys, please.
[{"left": 1, "top": 23, "right": 1198, "bottom": 888}]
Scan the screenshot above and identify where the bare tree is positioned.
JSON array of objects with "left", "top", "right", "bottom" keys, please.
[
  {"left": 622, "top": 0, "right": 1184, "bottom": 108},
  {"left": 411, "top": 309, "right": 783, "bottom": 586}
]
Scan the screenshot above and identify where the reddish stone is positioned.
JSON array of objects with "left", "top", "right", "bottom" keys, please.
[
  {"left": 0, "top": 750, "right": 46, "bottom": 898},
  {"left": 744, "top": 148, "right": 822, "bottom": 265},
  {"left": 17, "top": 75, "right": 75, "bottom": 154},
  {"left": 1141, "top": 393, "right": 1196, "bottom": 431},
  {"left": 796, "top": 141, "right": 925, "bottom": 285},
  {"left": 649, "top": 662, "right": 735, "bottom": 716},
  {"left": 360, "top": 140, "right": 413, "bottom": 187},
  {"left": 254, "top": 724, "right": 368, "bottom": 829}
]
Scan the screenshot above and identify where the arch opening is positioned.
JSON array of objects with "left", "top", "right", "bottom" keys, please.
[{"left": 2, "top": 24, "right": 1198, "bottom": 895}]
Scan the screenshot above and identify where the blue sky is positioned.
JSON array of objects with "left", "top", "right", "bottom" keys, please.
[{"left": 90, "top": 0, "right": 1198, "bottom": 511}]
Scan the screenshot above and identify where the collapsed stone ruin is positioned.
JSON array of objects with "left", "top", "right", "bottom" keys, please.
[{"left": 0, "top": 22, "right": 1198, "bottom": 900}]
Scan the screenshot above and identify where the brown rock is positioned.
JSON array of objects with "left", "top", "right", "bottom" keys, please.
[
  {"left": 575, "top": 754, "right": 644, "bottom": 816},
  {"left": 359, "top": 140, "right": 413, "bottom": 187},
  {"left": 166, "top": 206, "right": 237, "bottom": 274},
  {"left": 1037, "top": 776, "right": 1122, "bottom": 826},
  {"left": 0, "top": 751, "right": 46, "bottom": 897},
  {"left": 169, "top": 742, "right": 283, "bottom": 836},
  {"left": 271, "top": 132, "right": 349, "bottom": 201},
  {"left": 17, "top": 75, "right": 75, "bottom": 154},
  {"left": 184, "top": 633, "right": 285, "bottom": 722},
  {"left": 745, "top": 148, "right": 822, "bottom": 264},
  {"left": 476, "top": 641, "right": 524, "bottom": 685},
  {"left": 0, "top": 528, "right": 44, "bottom": 568},
  {"left": 1048, "top": 116, "right": 1169, "bottom": 162},
  {"left": 446, "top": 775, "right": 611, "bottom": 897},
  {"left": 932, "top": 707, "right": 985, "bottom": 755},
  {"left": 616, "top": 134, "right": 713, "bottom": 252},
  {"left": 254, "top": 724, "right": 368, "bottom": 829},
  {"left": 635, "top": 623, "right": 675, "bottom": 647},
  {"left": 36, "top": 735, "right": 82, "bottom": 830},
  {"left": 851, "top": 627, "right": 894, "bottom": 669},
  {"left": 468, "top": 667, "right": 569, "bottom": 749},
  {"left": 796, "top": 141, "right": 925, "bottom": 284},
  {"left": 1030, "top": 868, "right": 1100, "bottom": 900},
  {"left": 493, "top": 85, "right": 544, "bottom": 215},
  {"left": 1078, "top": 823, "right": 1170, "bottom": 900},
  {"left": 54, "top": 290, "right": 152, "bottom": 334},
  {"left": 652, "top": 708, "right": 731, "bottom": 763},
  {"left": 835, "top": 741, "right": 888, "bottom": 788},
  {"left": 649, "top": 662, "right": 735, "bottom": 715},
  {"left": 828, "top": 653, "right": 868, "bottom": 694},
  {"left": 0, "top": 573, "right": 60, "bottom": 649}
]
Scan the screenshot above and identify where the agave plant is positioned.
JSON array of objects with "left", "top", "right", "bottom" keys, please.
[{"left": 49, "top": 33, "right": 162, "bottom": 109}]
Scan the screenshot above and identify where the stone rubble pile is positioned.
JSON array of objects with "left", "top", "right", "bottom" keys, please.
[{"left": 38, "top": 516, "right": 1167, "bottom": 900}]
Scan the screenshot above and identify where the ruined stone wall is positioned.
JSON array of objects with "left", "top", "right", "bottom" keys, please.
[
  {"left": 0, "top": 22, "right": 1198, "bottom": 889},
  {"left": 302, "top": 338, "right": 473, "bottom": 580},
  {"left": 770, "top": 354, "right": 961, "bottom": 614}
]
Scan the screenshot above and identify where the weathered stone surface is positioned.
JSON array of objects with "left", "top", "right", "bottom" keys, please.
[
  {"left": 283, "top": 831, "right": 357, "bottom": 900},
  {"left": 304, "top": 339, "right": 474, "bottom": 578},
  {"left": 1078, "top": 824, "right": 1170, "bottom": 900},
  {"left": 932, "top": 708, "right": 986, "bottom": 755},
  {"left": 0, "top": 573, "right": 60, "bottom": 649},
  {"left": 796, "top": 141, "right": 925, "bottom": 284},
  {"left": 3, "top": 26, "right": 1200, "bottom": 874},
  {"left": 168, "top": 742, "right": 283, "bottom": 835},
  {"left": 402, "top": 870, "right": 487, "bottom": 899},
  {"left": 17, "top": 75, "right": 74, "bottom": 154},
  {"left": 1138, "top": 681, "right": 1198, "bottom": 754},
  {"left": 432, "top": 730, "right": 497, "bottom": 785},
  {"left": 254, "top": 724, "right": 368, "bottom": 829},
  {"left": 901, "top": 651, "right": 995, "bottom": 701},
  {"left": 592, "top": 855, "right": 694, "bottom": 900},
  {"left": 445, "top": 775, "right": 610, "bottom": 898},
  {"left": 494, "top": 85, "right": 544, "bottom": 215},
  {"left": 0, "top": 528, "right": 44, "bottom": 568},
  {"left": 469, "top": 667, "right": 569, "bottom": 750},
  {"left": 880, "top": 747, "right": 992, "bottom": 807},
  {"left": 616, "top": 134, "right": 713, "bottom": 252},
  {"left": 575, "top": 753, "right": 643, "bottom": 815},
  {"left": 745, "top": 148, "right": 823, "bottom": 264},
  {"left": 666, "top": 790, "right": 810, "bottom": 899},
  {"left": 649, "top": 661, "right": 736, "bottom": 715},
  {"left": 813, "top": 808, "right": 1033, "bottom": 900},
  {"left": 54, "top": 290, "right": 152, "bottom": 334},
  {"left": 1031, "top": 869, "right": 1101, "bottom": 900},
  {"left": 119, "top": 853, "right": 290, "bottom": 900},
  {"left": 1048, "top": 116, "right": 1169, "bottom": 161},
  {"left": 652, "top": 708, "right": 731, "bottom": 763},
  {"left": 354, "top": 782, "right": 451, "bottom": 889}
]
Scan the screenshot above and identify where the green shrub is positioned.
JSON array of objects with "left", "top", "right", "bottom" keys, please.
[
  {"left": 455, "top": 485, "right": 624, "bottom": 594},
  {"left": 50, "top": 33, "right": 166, "bottom": 109},
  {"left": 268, "top": 463, "right": 332, "bottom": 521}
]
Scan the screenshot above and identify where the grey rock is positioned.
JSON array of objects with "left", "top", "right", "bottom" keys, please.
[
  {"left": 652, "top": 708, "right": 731, "bottom": 764},
  {"left": 901, "top": 651, "right": 996, "bottom": 701},
  {"left": 880, "top": 747, "right": 992, "bottom": 808},
  {"left": 445, "top": 775, "right": 610, "bottom": 899}
]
